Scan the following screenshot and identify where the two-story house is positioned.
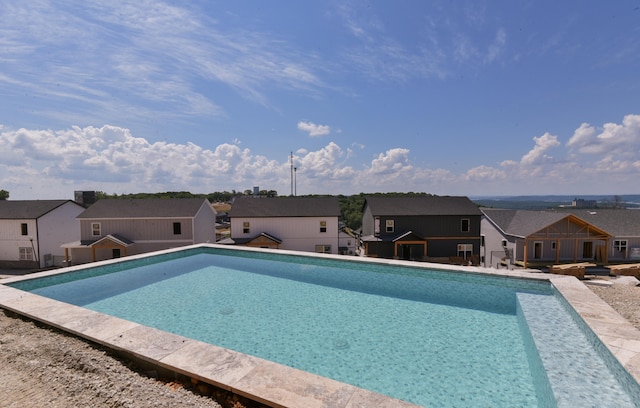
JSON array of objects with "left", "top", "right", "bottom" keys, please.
[
  {"left": 0, "top": 200, "right": 85, "bottom": 269},
  {"left": 360, "top": 196, "right": 482, "bottom": 263},
  {"left": 227, "top": 196, "right": 341, "bottom": 254},
  {"left": 62, "top": 198, "right": 216, "bottom": 264}
]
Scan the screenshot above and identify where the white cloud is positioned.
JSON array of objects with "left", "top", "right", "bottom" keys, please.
[
  {"left": 297, "top": 121, "right": 331, "bottom": 137},
  {"left": 4, "top": 118, "right": 640, "bottom": 199},
  {"left": 567, "top": 114, "right": 640, "bottom": 158},
  {"left": 520, "top": 132, "right": 561, "bottom": 165}
]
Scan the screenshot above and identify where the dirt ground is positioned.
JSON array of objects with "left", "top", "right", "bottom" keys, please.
[{"left": 1, "top": 278, "right": 638, "bottom": 407}]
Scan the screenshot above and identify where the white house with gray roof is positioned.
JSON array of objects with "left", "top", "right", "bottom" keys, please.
[
  {"left": 62, "top": 198, "right": 216, "bottom": 264},
  {"left": 227, "top": 196, "right": 341, "bottom": 254},
  {"left": 0, "top": 200, "right": 85, "bottom": 269}
]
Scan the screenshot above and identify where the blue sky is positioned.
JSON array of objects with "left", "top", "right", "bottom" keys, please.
[{"left": 1, "top": 1, "right": 640, "bottom": 200}]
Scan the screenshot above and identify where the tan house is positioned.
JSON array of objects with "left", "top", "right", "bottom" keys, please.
[{"left": 62, "top": 198, "right": 216, "bottom": 264}]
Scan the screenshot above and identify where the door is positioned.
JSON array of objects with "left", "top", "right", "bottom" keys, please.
[
  {"left": 583, "top": 241, "right": 593, "bottom": 259},
  {"left": 534, "top": 242, "right": 543, "bottom": 259},
  {"left": 112, "top": 248, "right": 121, "bottom": 258}
]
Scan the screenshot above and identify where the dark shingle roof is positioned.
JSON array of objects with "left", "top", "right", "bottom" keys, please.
[
  {"left": 78, "top": 198, "right": 209, "bottom": 219},
  {"left": 555, "top": 208, "right": 640, "bottom": 237},
  {"left": 0, "top": 200, "right": 76, "bottom": 219},
  {"left": 364, "top": 196, "right": 482, "bottom": 216},
  {"left": 229, "top": 196, "right": 340, "bottom": 217},
  {"left": 482, "top": 209, "right": 568, "bottom": 237}
]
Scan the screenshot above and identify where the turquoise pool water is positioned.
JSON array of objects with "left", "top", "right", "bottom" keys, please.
[{"left": 12, "top": 248, "right": 640, "bottom": 407}]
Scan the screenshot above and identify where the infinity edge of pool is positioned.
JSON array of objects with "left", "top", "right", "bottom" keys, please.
[{"left": 1, "top": 243, "right": 640, "bottom": 408}]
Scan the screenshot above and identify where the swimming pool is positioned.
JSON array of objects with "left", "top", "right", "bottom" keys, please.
[{"left": 3, "top": 245, "right": 640, "bottom": 407}]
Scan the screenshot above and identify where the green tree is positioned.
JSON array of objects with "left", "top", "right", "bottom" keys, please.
[{"left": 0, "top": 189, "right": 9, "bottom": 200}]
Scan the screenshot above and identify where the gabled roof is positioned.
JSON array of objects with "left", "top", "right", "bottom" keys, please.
[
  {"left": 78, "top": 198, "right": 210, "bottom": 219},
  {"left": 364, "top": 196, "right": 482, "bottom": 216},
  {"left": 229, "top": 196, "right": 340, "bottom": 218},
  {"left": 0, "top": 200, "right": 81, "bottom": 219},
  {"left": 392, "top": 231, "right": 424, "bottom": 242},
  {"left": 481, "top": 208, "right": 612, "bottom": 238},
  {"left": 93, "top": 234, "right": 134, "bottom": 247},
  {"left": 482, "top": 209, "right": 568, "bottom": 237},
  {"left": 555, "top": 208, "right": 640, "bottom": 237}
]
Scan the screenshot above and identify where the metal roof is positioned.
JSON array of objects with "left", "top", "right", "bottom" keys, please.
[
  {"left": 364, "top": 196, "right": 482, "bottom": 216},
  {"left": 229, "top": 196, "right": 340, "bottom": 218},
  {"left": 77, "top": 198, "right": 210, "bottom": 219},
  {"left": 0, "top": 200, "right": 79, "bottom": 219}
]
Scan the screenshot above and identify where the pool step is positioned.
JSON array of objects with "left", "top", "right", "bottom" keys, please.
[{"left": 516, "top": 292, "right": 637, "bottom": 408}]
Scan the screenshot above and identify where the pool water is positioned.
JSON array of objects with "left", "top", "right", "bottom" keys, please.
[{"left": 15, "top": 249, "right": 640, "bottom": 407}]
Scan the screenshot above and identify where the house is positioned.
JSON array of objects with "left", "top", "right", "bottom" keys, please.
[
  {"left": 0, "top": 200, "right": 85, "bottom": 269},
  {"left": 360, "top": 196, "right": 482, "bottom": 263},
  {"left": 554, "top": 208, "right": 640, "bottom": 262},
  {"left": 481, "top": 209, "right": 612, "bottom": 268},
  {"left": 226, "top": 196, "right": 341, "bottom": 254},
  {"left": 62, "top": 198, "right": 216, "bottom": 264}
]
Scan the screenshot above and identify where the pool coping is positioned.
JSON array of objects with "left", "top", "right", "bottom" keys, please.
[{"left": 1, "top": 244, "right": 639, "bottom": 407}]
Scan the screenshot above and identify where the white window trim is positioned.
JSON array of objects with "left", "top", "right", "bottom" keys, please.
[{"left": 91, "top": 222, "right": 101, "bottom": 237}]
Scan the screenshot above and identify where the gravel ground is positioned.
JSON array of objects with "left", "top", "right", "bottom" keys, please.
[
  {"left": 0, "top": 310, "right": 264, "bottom": 408},
  {"left": 1, "top": 278, "right": 638, "bottom": 407}
]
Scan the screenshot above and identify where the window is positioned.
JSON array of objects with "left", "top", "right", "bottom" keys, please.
[
  {"left": 320, "top": 221, "right": 327, "bottom": 233},
  {"left": 21, "top": 223, "right": 28, "bottom": 236},
  {"left": 457, "top": 244, "right": 473, "bottom": 259},
  {"left": 461, "top": 219, "right": 470, "bottom": 232},
  {"left": 315, "top": 245, "right": 331, "bottom": 254},
  {"left": 19, "top": 247, "right": 33, "bottom": 261},
  {"left": 614, "top": 240, "right": 628, "bottom": 253},
  {"left": 173, "top": 222, "right": 182, "bottom": 235},
  {"left": 243, "top": 222, "right": 250, "bottom": 234},
  {"left": 386, "top": 219, "right": 395, "bottom": 233},
  {"left": 480, "top": 235, "right": 485, "bottom": 247},
  {"left": 551, "top": 241, "right": 557, "bottom": 251},
  {"left": 501, "top": 239, "right": 508, "bottom": 247},
  {"left": 91, "top": 222, "right": 101, "bottom": 237}
]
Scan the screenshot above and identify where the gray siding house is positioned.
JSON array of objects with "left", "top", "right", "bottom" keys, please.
[
  {"left": 63, "top": 198, "right": 216, "bottom": 264},
  {"left": 555, "top": 209, "right": 640, "bottom": 262},
  {"left": 481, "top": 209, "right": 612, "bottom": 268},
  {"left": 0, "top": 200, "right": 85, "bottom": 269},
  {"left": 361, "top": 196, "right": 482, "bottom": 263}
]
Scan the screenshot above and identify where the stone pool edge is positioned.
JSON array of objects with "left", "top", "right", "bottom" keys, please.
[{"left": 1, "top": 244, "right": 640, "bottom": 407}]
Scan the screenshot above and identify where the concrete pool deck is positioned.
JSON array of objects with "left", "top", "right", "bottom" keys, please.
[{"left": 1, "top": 245, "right": 640, "bottom": 407}]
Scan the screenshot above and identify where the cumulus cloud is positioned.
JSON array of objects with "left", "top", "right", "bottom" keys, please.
[
  {"left": 520, "top": 132, "right": 561, "bottom": 165},
  {"left": 4, "top": 116, "right": 640, "bottom": 199},
  {"left": 464, "top": 165, "right": 507, "bottom": 182},
  {"left": 567, "top": 114, "right": 640, "bottom": 158},
  {"left": 297, "top": 121, "right": 331, "bottom": 137}
]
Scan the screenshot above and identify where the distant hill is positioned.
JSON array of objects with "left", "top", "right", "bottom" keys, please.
[{"left": 471, "top": 195, "right": 640, "bottom": 210}]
